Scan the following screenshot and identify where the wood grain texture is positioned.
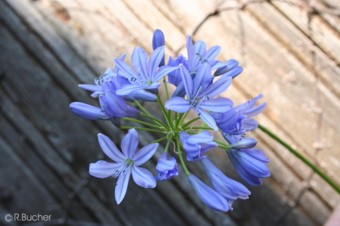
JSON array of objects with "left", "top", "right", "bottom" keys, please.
[{"left": 0, "top": 0, "right": 339, "bottom": 225}]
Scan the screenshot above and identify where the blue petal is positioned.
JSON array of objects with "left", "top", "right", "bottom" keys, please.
[
  {"left": 98, "top": 133, "right": 125, "bottom": 162},
  {"left": 243, "top": 148, "right": 270, "bottom": 163},
  {"left": 89, "top": 160, "right": 121, "bottom": 178},
  {"left": 165, "top": 97, "right": 191, "bottom": 113},
  {"left": 235, "top": 151, "right": 270, "bottom": 177},
  {"left": 199, "top": 98, "right": 233, "bottom": 113},
  {"left": 202, "top": 75, "right": 232, "bottom": 98},
  {"left": 99, "top": 89, "right": 139, "bottom": 118},
  {"left": 131, "top": 47, "right": 148, "bottom": 81},
  {"left": 115, "top": 167, "right": 132, "bottom": 204},
  {"left": 196, "top": 108, "right": 218, "bottom": 131},
  {"left": 193, "top": 64, "right": 211, "bottom": 95},
  {"left": 228, "top": 151, "right": 262, "bottom": 186},
  {"left": 148, "top": 46, "right": 165, "bottom": 77},
  {"left": 246, "top": 103, "right": 267, "bottom": 117},
  {"left": 129, "top": 90, "right": 157, "bottom": 101},
  {"left": 133, "top": 143, "right": 158, "bottom": 166},
  {"left": 186, "top": 131, "right": 214, "bottom": 144},
  {"left": 186, "top": 36, "right": 195, "bottom": 67},
  {"left": 203, "top": 46, "right": 221, "bottom": 62},
  {"left": 70, "top": 102, "right": 108, "bottom": 120},
  {"left": 153, "top": 65, "right": 178, "bottom": 82},
  {"left": 180, "top": 65, "right": 193, "bottom": 97},
  {"left": 213, "top": 59, "right": 239, "bottom": 76},
  {"left": 116, "top": 84, "right": 146, "bottom": 96},
  {"left": 79, "top": 84, "right": 102, "bottom": 92},
  {"left": 224, "top": 66, "right": 243, "bottom": 78},
  {"left": 194, "top": 40, "right": 206, "bottom": 57},
  {"left": 152, "top": 29, "right": 165, "bottom": 50},
  {"left": 188, "top": 174, "right": 230, "bottom": 212},
  {"left": 121, "top": 129, "right": 139, "bottom": 158},
  {"left": 230, "top": 138, "right": 257, "bottom": 149},
  {"left": 114, "top": 58, "right": 138, "bottom": 82},
  {"left": 202, "top": 158, "right": 250, "bottom": 200},
  {"left": 132, "top": 165, "right": 156, "bottom": 188}
]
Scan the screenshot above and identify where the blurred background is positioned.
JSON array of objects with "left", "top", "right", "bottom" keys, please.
[{"left": 0, "top": 0, "right": 339, "bottom": 225}]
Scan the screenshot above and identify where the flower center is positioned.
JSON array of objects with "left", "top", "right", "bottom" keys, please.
[{"left": 113, "top": 158, "right": 134, "bottom": 178}]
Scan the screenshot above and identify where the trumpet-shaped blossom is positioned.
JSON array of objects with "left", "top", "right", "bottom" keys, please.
[
  {"left": 155, "top": 153, "right": 178, "bottom": 180},
  {"left": 212, "top": 94, "right": 266, "bottom": 143},
  {"left": 167, "top": 37, "right": 243, "bottom": 97},
  {"left": 70, "top": 78, "right": 138, "bottom": 120},
  {"left": 89, "top": 129, "right": 158, "bottom": 204},
  {"left": 180, "top": 131, "right": 217, "bottom": 161},
  {"left": 227, "top": 148, "right": 270, "bottom": 186},
  {"left": 188, "top": 174, "right": 230, "bottom": 212},
  {"left": 165, "top": 64, "right": 234, "bottom": 130},
  {"left": 114, "top": 46, "right": 177, "bottom": 100},
  {"left": 201, "top": 158, "right": 250, "bottom": 206}
]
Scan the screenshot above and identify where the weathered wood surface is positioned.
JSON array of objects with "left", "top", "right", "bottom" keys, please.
[{"left": 0, "top": 0, "right": 339, "bottom": 225}]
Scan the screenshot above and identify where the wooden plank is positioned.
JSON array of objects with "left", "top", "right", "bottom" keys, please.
[
  {"left": 271, "top": 0, "right": 340, "bottom": 65},
  {"left": 245, "top": 2, "right": 340, "bottom": 99}
]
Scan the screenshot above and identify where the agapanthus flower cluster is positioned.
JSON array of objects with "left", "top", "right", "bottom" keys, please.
[{"left": 70, "top": 29, "right": 270, "bottom": 211}]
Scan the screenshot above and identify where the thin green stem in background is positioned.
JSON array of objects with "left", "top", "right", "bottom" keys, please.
[{"left": 258, "top": 124, "right": 340, "bottom": 194}]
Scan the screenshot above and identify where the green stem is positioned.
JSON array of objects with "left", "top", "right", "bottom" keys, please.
[
  {"left": 175, "top": 138, "right": 190, "bottom": 175},
  {"left": 157, "top": 93, "right": 173, "bottom": 129},
  {"left": 121, "top": 126, "right": 165, "bottom": 134},
  {"left": 123, "top": 117, "right": 164, "bottom": 129},
  {"left": 176, "top": 111, "right": 189, "bottom": 128},
  {"left": 152, "top": 135, "right": 168, "bottom": 144},
  {"left": 258, "top": 124, "right": 340, "bottom": 194},
  {"left": 214, "top": 139, "right": 229, "bottom": 150},
  {"left": 189, "top": 126, "right": 213, "bottom": 131},
  {"left": 140, "top": 112, "right": 166, "bottom": 128},
  {"left": 182, "top": 117, "right": 200, "bottom": 129}
]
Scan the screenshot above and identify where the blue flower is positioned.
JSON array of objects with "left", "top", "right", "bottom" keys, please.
[
  {"left": 70, "top": 75, "right": 139, "bottom": 120},
  {"left": 167, "top": 37, "right": 243, "bottom": 96},
  {"left": 201, "top": 158, "right": 250, "bottom": 207},
  {"left": 114, "top": 46, "right": 177, "bottom": 100},
  {"left": 186, "top": 36, "right": 221, "bottom": 73},
  {"left": 180, "top": 131, "right": 217, "bottom": 161},
  {"left": 155, "top": 153, "right": 178, "bottom": 180},
  {"left": 165, "top": 64, "right": 233, "bottom": 130},
  {"left": 89, "top": 129, "right": 158, "bottom": 204},
  {"left": 227, "top": 148, "right": 270, "bottom": 186},
  {"left": 212, "top": 94, "right": 266, "bottom": 143},
  {"left": 188, "top": 174, "right": 230, "bottom": 212}
]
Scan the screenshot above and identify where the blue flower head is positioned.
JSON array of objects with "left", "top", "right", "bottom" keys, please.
[
  {"left": 70, "top": 69, "right": 139, "bottom": 120},
  {"left": 213, "top": 94, "right": 266, "bottom": 143},
  {"left": 228, "top": 147, "right": 270, "bottom": 186},
  {"left": 114, "top": 46, "right": 177, "bottom": 100},
  {"left": 167, "top": 36, "right": 243, "bottom": 96},
  {"left": 166, "top": 64, "right": 234, "bottom": 130},
  {"left": 201, "top": 158, "right": 250, "bottom": 207},
  {"left": 89, "top": 129, "right": 158, "bottom": 204},
  {"left": 180, "top": 131, "right": 217, "bottom": 161},
  {"left": 70, "top": 29, "right": 270, "bottom": 211}
]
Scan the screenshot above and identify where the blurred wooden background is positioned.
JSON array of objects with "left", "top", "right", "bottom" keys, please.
[{"left": 0, "top": 0, "right": 339, "bottom": 225}]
